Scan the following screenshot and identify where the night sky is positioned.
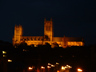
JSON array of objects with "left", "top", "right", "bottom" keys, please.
[{"left": 0, "top": 0, "right": 96, "bottom": 45}]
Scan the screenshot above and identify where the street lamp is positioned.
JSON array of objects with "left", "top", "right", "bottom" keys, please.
[
  {"left": 28, "top": 67, "right": 33, "bottom": 70},
  {"left": 41, "top": 66, "right": 45, "bottom": 69},
  {"left": 61, "top": 65, "right": 72, "bottom": 72},
  {"left": 2, "top": 51, "right": 7, "bottom": 57},
  {"left": 66, "top": 65, "right": 72, "bottom": 68},
  {"left": 41, "top": 66, "right": 45, "bottom": 72},
  {"left": 48, "top": 63, "right": 51, "bottom": 65},
  {"left": 77, "top": 68, "right": 83, "bottom": 72},
  {"left": 47, "top": 66, "right": 51, "bottom": 72},
  {"left": 8, "top": 59, "right": 12, "bottom": 62},
  {"left": 47, "top": 66, "right": 51, "bottom": 68},
  {"left": 51, "top": 64, "right": 55, "bottom": 67},
  {"left": 61, "top": 66, "right": 65, "bottom": 70},
  {"left": 56, "top": 62, "right": 59, "bottom": 65},
  {"left": 2, "top": 51, "right": 7, "bottom": 54},
  {"left": 57, "top": 70, "right": 60, "bottom": 72}
]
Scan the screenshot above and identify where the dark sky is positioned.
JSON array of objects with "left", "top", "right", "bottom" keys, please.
[{"left": 0, "top": 0, "right": 96, "bottom": 45}]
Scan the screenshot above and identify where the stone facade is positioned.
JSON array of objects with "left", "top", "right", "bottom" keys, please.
[{"left": 12, "top": 18, "right": 84, "bottom": 48}]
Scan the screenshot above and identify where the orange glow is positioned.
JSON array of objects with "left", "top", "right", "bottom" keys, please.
[
  {"left": 61, "top": 65, "right": 72, "bottom": 71},
  {"left": 8, "top": 59, "right": 12, "bottom": 62},
  {"left": 66, "top": 65, "right": 69, "bottom": 66},
  {"left": 13, "top": 25, "right": 23, "bottom": 45},
  {"left": 47, "top": 66, "right": 51, "bottom": 68},
  {"left": 77, "top": 68, "right": 83, "bottom": 72},
  {"left": 2, "top": 51, "right": 7, "bottom": 54},
  {"left": 57, "top": 70, "right": 60, "bottom": 72},
  {"left": 59, "top": 45, "right": 62, "bottom": 47},
  {"left": 51, "top": 65, "right": 55, "bottom": 67},
  {"left": 34, "top": 45, "right": 37, "bottom": 47},
  {"left": 67, "top": 42, "right": 83, "bottom": 46},
  {"left": 56, "top": 62, "right": 59, "bottom": 65},
  {"left": 61, "top": 66, "right": 65, "bottom": 70},
  {"left": 3, "top": 55, "right": 6, "bottom": 57},
  {"left": 67, "top": 65, "right": 72, "bottom": 68},
  {"left": 48, "top": 63, "right": 51, "bottom": 65},
  {"left": 41, "top": 66, "right": 45, "bottom": 69},
  {"left": 13, "top": 21, "right": 84, "bottom": 48},
  {"left": 28, "top": 67, "right": 33, "bottom": 70},
  {"left": 66, "top": 65, "right": 72, "bottom": 68}
]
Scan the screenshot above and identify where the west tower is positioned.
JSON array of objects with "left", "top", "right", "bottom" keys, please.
[
  {"left": 44, "top": 18, "right": 53, "bottom": 42},
  {"left": 13, "top": 25, "right": 23, "bottom": 45}
]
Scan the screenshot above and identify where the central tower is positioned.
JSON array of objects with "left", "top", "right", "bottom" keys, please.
[{"left": 44, "top": 18, "right": 53, "bottom": 41}]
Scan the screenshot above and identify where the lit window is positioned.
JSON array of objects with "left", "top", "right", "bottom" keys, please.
[
  {"left": 48, "top": 63, "right": 51, "bottom": 65},
  {"left": 61, "top": 66, "right": 65, "bottom": 70},
  {"left": 41, "top": 66, "right": 45, "bottom": 69},
  {"left": 56, "top": 62, "right": 59, "bottom": 65},
  {"left": 77, "top": 68, "right": 83, "bottom": 72},
  {"left": 47, "top": 66, "right": 51, "bottom": 68},
  {"left": 51, "top": 65, "right": 55, "bottom": 67},
  {"left": 2, "top": 51, "right": 7, "bottom": 54},
  {"left": 28, "top": 67, "right": 33, "bottom": 70},
  {"left": 8, "top": 59, "right": 12, "bottom": 62},
  {"left": 3, "top": 55, "right": 6, "bottom": 57},
  {"left": 59, "top": 45, "right": 62, "bottom": 47}
]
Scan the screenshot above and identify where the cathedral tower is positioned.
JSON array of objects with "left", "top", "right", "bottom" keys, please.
[
  {"left": 44, "top": 18, "right": 53, "bottom": 41},
  {"left": 13, "top": 25, "right": 23, "bottom": 45}
]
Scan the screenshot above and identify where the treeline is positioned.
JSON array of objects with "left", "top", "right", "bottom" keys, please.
[{"left": 0, "top": 40, "right": 95, "bottom": 72}]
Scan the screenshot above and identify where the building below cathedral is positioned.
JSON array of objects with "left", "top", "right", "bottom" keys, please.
[{"left": 12, "top": 18, "right": 84, "bottom": 48}]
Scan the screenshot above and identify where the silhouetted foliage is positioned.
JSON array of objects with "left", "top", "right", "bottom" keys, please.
[{"left": 0, "top": 40, "right": 96, "bottom": 72}]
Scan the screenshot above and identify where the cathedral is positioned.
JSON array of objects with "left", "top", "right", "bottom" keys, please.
[{"left": 12, "top": 18, "right": 84, "bottom": 48}]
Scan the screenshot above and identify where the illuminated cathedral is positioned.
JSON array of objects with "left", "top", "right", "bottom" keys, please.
[{"left": 12, "top": 18, "right": 84, "bottom": 48}]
